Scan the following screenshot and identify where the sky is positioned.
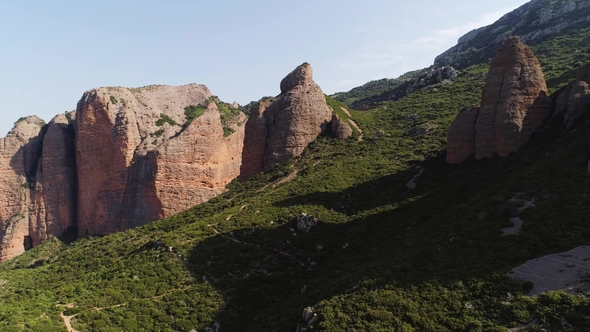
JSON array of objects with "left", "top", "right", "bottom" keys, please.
[{"left": 0, "top": 0, "right": 530, "bottom": 136}]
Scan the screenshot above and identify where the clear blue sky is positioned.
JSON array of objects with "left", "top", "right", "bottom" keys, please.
[{"left": 0, "top": 0, "right": 529, "bottom": 136}]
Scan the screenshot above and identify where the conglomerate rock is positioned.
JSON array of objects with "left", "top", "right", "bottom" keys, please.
[
  {"left": 240, "top": 63, "right": 334, "bottom": 180},
  {"left": 75, "top": 84, "right": 243, "bottom": 235},
  {"left": 447, "top": 37, "right": 551, "bottom": 163}
]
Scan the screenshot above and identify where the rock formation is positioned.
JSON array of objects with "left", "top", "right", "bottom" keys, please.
[
  {"left": 447, "top": 37, "right": 552, "bottom": 163},
  {"left": 0, "top": 117, "right": 45, "bottom": 261},
  {"left": 330, "top": 113, "right": 353, "bottom": 140},
  {"left": 0, "top": 113, "right": 79, "bottom": 262},
  {"left": 554, "top": 64, "right": 590, "bottom": 128},
  {"left": 240, "top": 63, "right": 337, "bottom": 181},
  {"left": 0, "top": 64, "right": 344, "bottom": 261},
  {"left": 29, "top": 113, "right": 77, "bottom": 247},
  {"left": 75, "top": 84, "right": 244, "bottom": 235},
  {"left": 446, "top": 106, "right": 480, "bottom": 163}
]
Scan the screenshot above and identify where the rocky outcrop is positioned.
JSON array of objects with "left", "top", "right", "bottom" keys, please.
[
  {"left": 0, "top": 113, "right": 78, "bottom": 262},
  {"left": 1, "top": 65, "right": 343, "bottom": 260},
  {"left": 151, "top": 102, "right": 246, "bottom": 218},
  {"left": 239, "top": 101, "right": 270, "bottom": 181},
  {"left": 446, "top": 106, "right": 480, "bottom": 164},
  {"left": 240, "top": 63, "right": 334, "bottom": 181},
  {"left": 75, "top": 84, "right": 244, "bottom": 236},
  {"left": 447, "top": 37, "right": 552, "bottom": 163},
  {"left": 0, "top": 117, "right": 45, "bottom": 261},
  {"left": 554, "top": 64, "right": 590, "bottom": 128},
  {"left": 29, "top": 113, "right": 77, "bottom": 247},
  {"left": 330, "top": 113, "right": 353, "bottom": 140}
]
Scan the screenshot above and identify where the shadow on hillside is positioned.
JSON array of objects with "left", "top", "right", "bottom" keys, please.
[
  {"left": 185, "top": 155, "right": 539, "bottom": 330},
  {"left": 272, "top": 166, "right": 425, "bottom": 214}
]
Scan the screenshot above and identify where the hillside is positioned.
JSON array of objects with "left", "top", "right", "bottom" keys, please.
[
  {"left": 1, "top": 1, "right": 590, "bottom": 332},
  {"left": 337, "top": 0, "right": 590, "bottom": 109}
]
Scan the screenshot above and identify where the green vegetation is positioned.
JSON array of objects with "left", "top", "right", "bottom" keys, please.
[
  {"left": 331, "top": 70, "right": 421, "bottom": 106},
  {"left": 532, "top": 28, "right": 590, "bottom": 94},
  {"left": 184, "top": 105, "right": 206, "bottom": 123},
  {"left": 325, "top": 95, "right": 360, "bottom": 139},
  {"left": 1, "top": 57, "right": 590, "bottom": 330},
  {"left": 64, "top": 111, "right": 73, "bottom": 124},
  {"left": 150, "top": 129, "right": 164, "bottom": 138},
  {"left": 110, "top": 96, "right": 118, "bottom": 104},
  {"left": 155, "top": 113, "right": 178, "bottom": 127},
  {"left": 2, "top": 13, "right": 590, "bottom": 331},
  {"left": 223, "top": 127, "right": 235, "bottom": 137}
]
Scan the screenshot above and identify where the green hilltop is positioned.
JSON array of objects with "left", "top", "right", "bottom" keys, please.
[{"left": 2, "top": 1, "right": 590, "bottom": 331}]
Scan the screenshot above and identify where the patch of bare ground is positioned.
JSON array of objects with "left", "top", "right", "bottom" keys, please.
[
  {"left": 57, "top": 304, "right": 78, "bottom": 332},
  {"left": 508, "top": 246, "right": 590, "bottom": 295}
]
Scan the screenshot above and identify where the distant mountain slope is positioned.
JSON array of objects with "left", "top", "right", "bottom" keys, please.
[
  {"left": 435, "top": 0, "right": 590, "bottom": 70},
  {"left": 330, "top": 70, "right": 420, "bottom": 106},
  {"left": 339, "top": 0, "right": 590, "bottom": 110}
]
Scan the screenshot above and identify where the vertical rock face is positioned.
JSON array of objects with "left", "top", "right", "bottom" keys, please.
[
  {"left": 152, "top": 102, "right": 246, "bottom": 218},
  {"left": 240, "top": 63, "right": 333, "bottom": 180},
  {"left": 239, "top": 101, "right": 270, "bottom": 181},
  {"left": 446, "top": 106, "right": 480, "bottom": 164},
  {"left": 0, "top": 114, "right": 78, "bottom": 262},
  {"left": 29, "top": 113, "right": 77, "bottom": 247},
  {"left": 475, "top": 37, "right": 551, "bottom": 159},
  {"left": 447, "top": 37, "right": 551, "bottom": 163},
  {"left": 75, "top": 84, "right": 245, "bottom": 236},
  {"left": 0, "top": 117, "right": 45, "bottom": 261}
]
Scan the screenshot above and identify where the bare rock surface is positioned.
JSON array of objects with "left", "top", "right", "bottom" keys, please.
[
  {"left": 509, "top": 246, "right": 590, "bottom": 295},
  {"left": 475, "top": 37, "right": 551, "bottom": 158},
  {"left": 75, "top": 84, "right": 244, "bottom": 236},
  {"left": 330, "top": 113, "right": 353, "bottom": 140},
  {"left": 447, "top": 106, "right": 479, "bottom": 163},
  {"left": 0, "top": 116, "right": 45, "bottom": 261},
  {"left": 447, "top": 37, "right": 551, "bottom": 163},
  {"left": 241, "top": 63, "right": 333, "bottom": 180},
  {"left": 29, "top": 114, "right": 77, "bottom": 247}
]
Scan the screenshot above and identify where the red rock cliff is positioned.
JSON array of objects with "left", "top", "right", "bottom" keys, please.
[
  {"left": 240, "top": 63, "right": 334, "bottom": 180},
  {"left": 447, "top": 37, "right": 551, "bottom": 163},
  {"left": 75, "top": 84, "right": 245, "bottom": 236},
  {"left": 0, "top": 114, "right": 79, "bottom": 262}
]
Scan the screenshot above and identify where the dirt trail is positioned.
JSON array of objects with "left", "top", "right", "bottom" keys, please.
[
  {"left": 340, "top": 107, "right": 364, "bottom": 141},
  {"left": 406, "top": 167, "right": 424, "bottom": 190},
  {"left": 60, "top": 311, "right": 79, "bottom": 332},
  {"left": 501, "top": 195, "right": 535, "bottom": 235}
]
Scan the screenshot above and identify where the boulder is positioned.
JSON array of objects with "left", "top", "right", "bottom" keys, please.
[
  {"left": 330, "top": 113, "right": 353, "bottom": 140},
  {"left": 555, "top": 64, "right": 590, "bottom": 128}
]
